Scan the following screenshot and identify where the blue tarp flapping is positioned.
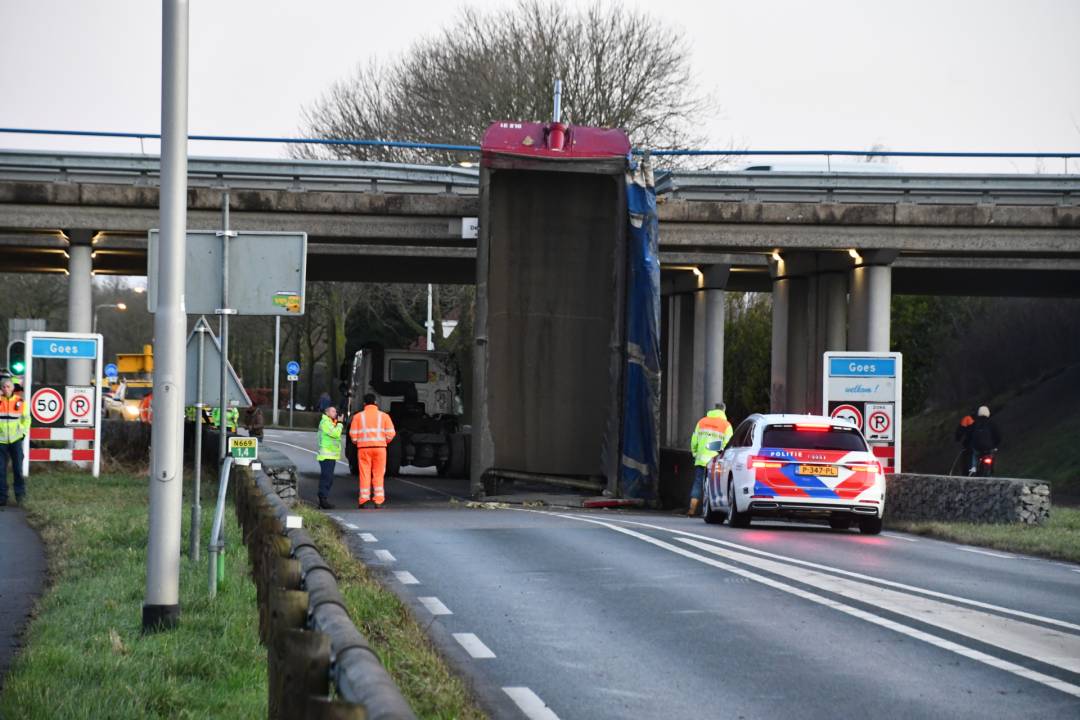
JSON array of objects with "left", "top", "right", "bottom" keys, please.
[{"left": 620, "top": 158, "right": 661, "bottom": 500}]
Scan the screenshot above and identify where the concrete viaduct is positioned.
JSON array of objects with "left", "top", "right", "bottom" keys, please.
[{"left": 1, "top": 150, "right": 1078, "bottom": 448}]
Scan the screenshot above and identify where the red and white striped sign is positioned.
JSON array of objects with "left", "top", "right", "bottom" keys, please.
[
  {"left": 29, "top": 427, "right": 96, "bottom": 441},
  {"left": 29, "top": 448, "right": 95, "bottom": 462}
]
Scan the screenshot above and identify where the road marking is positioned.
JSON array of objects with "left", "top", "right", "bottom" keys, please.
[
  {"left": 503, "top": 687, "right": 560, "bottom": 720},
  {"left": 393, "top": 570, "right": 419, "bottom": 585},
  {"left": 676, "top": 536, "right": 1080, "bottom": 676},
  {"left": 344, "top": 523, "right": 359, "bottom": 530},
  {"left": 393, "top": 475, "right": 467, "bottom": 500},
  {"left": 374, "top": 549, "right": 396, "bottom": 563},
  {"left": 542, "top": 511, "right": 1080, "bottom": 699},
  {"left": 264, "top": 438, "right": 351, "bottom": 467},
  {"left": 418, "top": 596, "right": 452, "bottom": 615},
  {"left": 956, "top": 546, "right": 1015, "bottom": 559},
  {"left": 882, "top": 532, "right": 918, "bottom": 542},
  {"left": 359, "top": 533, "right": 378, "bottom": 542},
  {"left": 586, "top": 515, "right": 1080, "bottom": 634},
  {"left": 453, "top": 633, "right": 496, "bottom": 659}
]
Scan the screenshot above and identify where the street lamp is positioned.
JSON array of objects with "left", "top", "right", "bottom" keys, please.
[{"left": 93, "top": 302, "right": 127, "bottom": 334}]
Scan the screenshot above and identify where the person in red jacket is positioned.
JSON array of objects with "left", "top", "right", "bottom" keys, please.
[{"left": 348, "top": 394, "right": 396, "bottom": 508}]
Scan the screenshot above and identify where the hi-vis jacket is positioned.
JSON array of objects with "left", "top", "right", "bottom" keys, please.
[
  {"left": 348, "top": 404, "right": 396, "bottom": 449},
  {"left": 0, "top": 392, "right": 30, "bottom": 445},
  {"left": 316, "top": 414, "right": 343, "bottom": 461},
  {"left": 690, "top": 408, "right": 733, "bottom": 467}
]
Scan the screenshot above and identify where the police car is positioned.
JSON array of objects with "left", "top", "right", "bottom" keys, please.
[{"left": 702, "top": 413, "right": 885, "bottom": 534}]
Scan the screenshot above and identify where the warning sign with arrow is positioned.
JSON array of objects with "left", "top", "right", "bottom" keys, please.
[{"left": 864, "top": 403, "right": 894, "bottom": 441}]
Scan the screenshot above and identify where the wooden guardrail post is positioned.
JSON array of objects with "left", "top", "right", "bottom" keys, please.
[
  {"left": 275, "top": 628, "right": 332, "bottom": 720},
  {"left": 267, "top": 588, "right": 310, "bottom": 720}
]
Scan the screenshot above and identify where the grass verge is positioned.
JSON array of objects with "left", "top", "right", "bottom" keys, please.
[
  {"left": 888, "top": 506, "right": 1080, "bottom": 563},
  {"left": 0, "top": 469, "right": 266, "bottom": 719},
  {"left": 295, "top": 505, "right": 485, "bottom": 720}
]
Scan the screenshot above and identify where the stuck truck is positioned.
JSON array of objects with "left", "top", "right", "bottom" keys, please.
[{"left": 342, "top": 346, "right": 469, "bottom": 478}]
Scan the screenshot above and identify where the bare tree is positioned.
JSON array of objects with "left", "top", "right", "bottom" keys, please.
[{"left": 294, "top": 0, "right": 712, "bottom": 163}]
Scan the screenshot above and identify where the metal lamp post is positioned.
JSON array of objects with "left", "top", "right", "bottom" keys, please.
[{"left": 92, "top": 302, "right": 127, "bottom": 334}]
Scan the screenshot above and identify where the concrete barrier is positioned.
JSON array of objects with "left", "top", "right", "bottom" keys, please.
[{"left": 885, "top": 473, "right": 1051, "bottom": 525}]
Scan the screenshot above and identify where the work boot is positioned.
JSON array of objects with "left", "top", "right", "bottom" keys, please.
[
  {"left": 687, "top": 498, "right": 700, "bottom": 518},
  {"left": 359, "top": 500, "right": 371, "bottom": 509},
  {"left": 318, "top": 497, "right": 335, "bottom": 510}
]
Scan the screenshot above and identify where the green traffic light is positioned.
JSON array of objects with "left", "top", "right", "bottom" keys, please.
[{"left": 11, "top": 361, "right": 25, "bottom": 374}]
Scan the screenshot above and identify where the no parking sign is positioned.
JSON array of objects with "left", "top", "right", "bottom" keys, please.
[{"left": 65, "top": 386, "right": 95, "bottom": 427}]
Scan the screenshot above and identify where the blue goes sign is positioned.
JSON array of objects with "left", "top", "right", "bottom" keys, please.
[
  {"left": 31, "top": 338, "right": 99, "bottom": 359},
  {"left": 827, "top": 357, "right": 896, "bottom": 378}
]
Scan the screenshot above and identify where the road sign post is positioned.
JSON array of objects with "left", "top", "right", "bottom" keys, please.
[
  {"left": 144, "top": 0, "right": 189, "bottom": 634},
  {"left": 823, "top": 352, "right": 903, "bottom": 473},
  {"left": 21, "top": 332, "right": 103, "bottom": 477},
  {"left": 286, "top": 361, "right": 299, "bottom": 428}
]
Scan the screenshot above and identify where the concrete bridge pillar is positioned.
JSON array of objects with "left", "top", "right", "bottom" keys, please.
[
  {"left": 848, "top": 250, "right": 897, "bottom": 352},
  {"left": 660, "top": 265, "right": 728, "bottom": 448},
  {"left": 66, "top": 229, "right": 94, "bottom": 386}
]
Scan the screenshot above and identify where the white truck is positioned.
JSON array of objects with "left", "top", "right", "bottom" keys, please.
[{"left": 342, "top": 346, "right": 469, "bottom": 478}]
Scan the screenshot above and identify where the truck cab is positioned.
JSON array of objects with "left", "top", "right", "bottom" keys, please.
[{"left": 343, "top": 347, "right": 469, "bottom": 477}]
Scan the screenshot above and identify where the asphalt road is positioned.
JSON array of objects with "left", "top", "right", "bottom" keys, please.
[{"left": 264, "top": 429, "right": 1080, "bottom": 720}]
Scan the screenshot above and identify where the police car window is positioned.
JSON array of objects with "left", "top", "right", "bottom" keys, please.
[
  {"left": 731, "top": 420, "right": 753, "bottom": 447},
  {"left": 388, "top": 359, "right": 428, "bottom": 383},
  {"left": 761, "top": 425, "right": 867, "bottom": 451}
]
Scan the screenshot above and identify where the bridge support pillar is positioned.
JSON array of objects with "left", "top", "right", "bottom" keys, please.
[
  {"left": 66, "top": 229, "right": 94, "bottom": 386},
  {"left": 660, "top": 265, "right": 728, "bottom": 448},
  {"left": 702, "top": 265, "right": 730, "bottom": 413},
  {"left": 848, "top": 250, "right": 897, "bottom": 352}
]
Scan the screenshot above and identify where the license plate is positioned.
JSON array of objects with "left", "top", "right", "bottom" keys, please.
[{"left": 797, "top": 464, "right": 838, "bottom": 477}]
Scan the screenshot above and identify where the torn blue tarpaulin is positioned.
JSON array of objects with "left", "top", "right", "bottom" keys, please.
[{"left": 620, "top": 157, "right": 661, "bottom": 501}]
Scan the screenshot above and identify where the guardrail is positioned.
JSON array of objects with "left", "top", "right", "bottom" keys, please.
[
  {"left": 656, "top": 170, "right": 1080, "bottom": 205},
  {"left": 0, "top": 149, "right": 479, "bottom": 195},
  {"left": 4, "top": 149, "right": 1078, "bottom": 206},
  {"left": 235, "top": 464, "right": 416, "bottom": 720}
]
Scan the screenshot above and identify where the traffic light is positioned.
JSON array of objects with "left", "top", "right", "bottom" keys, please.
[{"left": 7, "top": 340, "right": 25, "bottom": 375}]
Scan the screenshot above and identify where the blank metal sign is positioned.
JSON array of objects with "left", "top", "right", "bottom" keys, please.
[{"left": 147, "top": 230, "right": 307, "bottom": 316}]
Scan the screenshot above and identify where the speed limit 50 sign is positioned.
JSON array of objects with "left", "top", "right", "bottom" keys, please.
[{"left": 30, "top": 387, "right": 64, "bottom": 425}]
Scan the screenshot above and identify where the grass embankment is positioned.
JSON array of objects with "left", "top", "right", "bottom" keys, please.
[
  {"left": 295, "top": 505, "right": 485, "bottom": 720},
  {"left": 888, "top": 507, "right": 1080, "bottom": 564},
  {"left": 0, "top": 470, "right": 265, "bottom": 719}
]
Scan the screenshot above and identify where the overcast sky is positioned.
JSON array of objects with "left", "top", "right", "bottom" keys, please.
[{"left": 1, "top": 0, "right": 1078, "bottom": 173}]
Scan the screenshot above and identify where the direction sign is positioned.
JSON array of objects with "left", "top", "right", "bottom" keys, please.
[
  {"left": 228, "top": 436, "right": 258, "bottom": 461},
  {"left": 30, "top": 387, "right": 64, "bottom": 425},
  {"left": 104, "top": 363, "right": 118, "bottom": 378},
  {"left": 829, "top": 403, "right": 863, "bottom": 429},
  {"left": 65, "top": 386, "right": 95, "bottom": 427},
  {"left": 286, "top": 360, "right": 300, "bottom": 376}
]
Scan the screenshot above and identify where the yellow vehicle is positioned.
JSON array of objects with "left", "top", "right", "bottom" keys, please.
[{"left": 109, "top": 345, "right": 154, "bottom": 422}]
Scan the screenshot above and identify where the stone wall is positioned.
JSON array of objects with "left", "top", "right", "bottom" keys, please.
[{"left": 885, "top": 474, "right": 1051, "bottom": 525}]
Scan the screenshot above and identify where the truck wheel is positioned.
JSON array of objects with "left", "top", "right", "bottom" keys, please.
[
  {"left": 441, "top": 434, "right": 468, "bottom": 477},
  {"left": 386, "top": 439, "right": 402, "bottom": 477},
  {"left": 346, "top": 443, "right": 358, "bottom": 476}
]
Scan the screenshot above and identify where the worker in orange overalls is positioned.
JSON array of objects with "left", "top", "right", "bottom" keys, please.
[{"left": 348, "top": 393, "right": 396, "bottom": 509}]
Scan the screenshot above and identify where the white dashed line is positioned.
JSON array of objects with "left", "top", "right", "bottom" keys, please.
[
  {"left": 344, "top": 523, "right": 359, "bottom": 530},
  {"left": 882, "top": 532, "right": 918, "bottom": 542},
  {"left": 956, "top": 546, "right": 1015, "bottom": 559},
  {"left": 503, "top": 687, "right": 560, "bottom": 720},
  {"left": 418, "top": 596, "right": 452, "bottom": 615},
  {"left": 393, "top": 570, "right": 419, "bottom": 585},
  {"left": 453, "top": 633, "right": 496, "bottom": 659},
  {"left": 374, "top": 549, "right": 396, "bottom": 563},
  {"left": 359, "top": 533, "right": 378, "bottom": 542}
]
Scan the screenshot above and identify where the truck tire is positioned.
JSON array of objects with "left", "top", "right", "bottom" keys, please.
[
  {"left": 441, "top": 433, "right": 468, "bottom": 478},
  {"left": 386, "top": 438, "right": 402, "bottom": 477},
  {"left": 346, "top": 442, "right": 358, "bottom": 476}
]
